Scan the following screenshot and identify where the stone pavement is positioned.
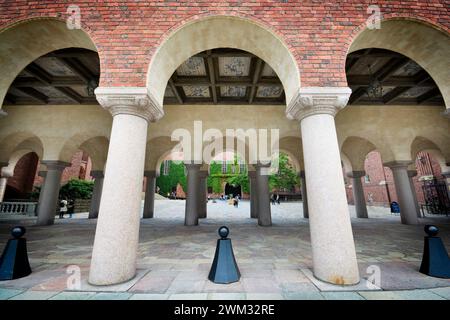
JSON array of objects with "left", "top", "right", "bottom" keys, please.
[{"left": 0, "top": 199, "right": 449, "bottom": 300}]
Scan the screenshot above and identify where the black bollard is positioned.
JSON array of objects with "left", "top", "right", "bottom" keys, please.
[
  {"left": 0, "top": 226, "right": 32, "bottom": 280},
  {"left": 208, "top": 226, "right": 241, "bottom": 284},
  {"left": 419, "top": 225, "right": 450, "bottom": 279}
]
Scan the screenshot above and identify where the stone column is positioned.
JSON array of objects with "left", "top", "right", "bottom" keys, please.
[
  {"left": 299, "top": 171, "right": 309, "bottom": 219},
  {"left": 89, "top": 87, "right": 164, "bottom": 286},
  {"left": 385, "top": 162, "right": 419, "bottom": 225},
  {"left": 88, "top": 171, "right": 104, "bottom": 219},
  {"left": 255, "top": 163, "right": 272, "bottom": 226},
  {"left": 442, "top": 171, "right": 450, "bottom": 200},
  {"left": 198, "top": 171, "right": 208, "bottom": 219},
  {"left": 36, "top": 161, "right": 70, "bottom": 226},
  {"left": 143, "top": 170, "right": 156, "bottom": 219},
  {"left": 248, "top": 171, "right": 258, "bottom": 219},
  {"left": 286, "top": 87, "right": 359, "bottom": 285},
  {"left": 347, "top": 171, "right": 368, "bottom": 218},
  {"left": 185, "top": 162, "right": 201, "bottom": 226},
  {"left": 407, "top": 170, "right": 421, "bottom": 218},
  {"left": 0, "top": 165, "right": 11, "bottom": 202}
]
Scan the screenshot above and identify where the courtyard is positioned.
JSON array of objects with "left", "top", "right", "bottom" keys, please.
[{"left": 0, "top": 199, "right": 449, "bottom": 300}]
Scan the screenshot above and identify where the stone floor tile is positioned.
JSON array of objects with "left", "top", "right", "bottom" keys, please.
[
  {"left": 9, "top": 290, "right": 59, "bottom": 300},
  {"left": 322, "top": 292, "right": 366, "bottom": 300},
  {"left": 0, "top": 288, "right": 24, "bottom": 300},
  {"left": 89, "top": 292, "right": 132, "bottom": 300},
  {"left": 129, "top": 293, "right": 170, "bottom": 300},
  {"left": 429, "top": 287, "right": 450, "bottom": 300},
  {"left": 207, "top": 293, "right": 246, "bottom": 300},
  {"left": 168, "top": 293, "right": 208, "bottom": 300},
  {"left": 246, "top": 293, "right": 284, "bottom": 300},
  {"left": 50, "top": 291, "right": 97, "bottom": 300}
]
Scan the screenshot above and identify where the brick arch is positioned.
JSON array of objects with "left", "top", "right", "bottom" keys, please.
[
  {"left": 146, "top": 14, "right": 301, "bottom": 108},
  {"left": 0, "top": 17, "right": 101, "bottom": 107},
  {"left": 343, "top": 17, "right": 450, "bottom": 108}
]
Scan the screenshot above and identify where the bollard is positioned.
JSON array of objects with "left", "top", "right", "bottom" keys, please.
[
  {"left": 419, "top": 225, "right": 450, "bottom": 279},
  {"left": 208, "top": 226, "right": 241, "bottom": 284},
  {"left": 0, "top": 226, "right": 32, "bottom": 280}
]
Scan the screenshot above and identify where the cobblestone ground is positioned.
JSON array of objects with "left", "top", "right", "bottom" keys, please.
[{"left": 0, "top": 199, "right": 449, "bottom": 300}]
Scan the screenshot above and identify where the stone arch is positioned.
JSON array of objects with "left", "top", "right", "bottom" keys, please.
[
  {"left": 58, "top": 134, "right": 109, "bottom": 170},
  {"left": 146, "top": 136, "right": 180, "bottom": 173},
  {"left": 0, "top": 132, "right": 44, "bottom": 164},
  {"left": 346, "top": 18, "right": 450, "bottom": 108},
  {"left": 341, "top": 136, "right": 378, "bottom": 171},
  {"left": 0, "top": 17, "right": 99, "bottom": 107},
  {"left": 340, "top": 152, "right": 353, "bottom": 176},
  {"left": 146, "top": 15, "right": 300, "bottom": 107},
  {"left": 410, "top": 136, "right": 448, "bottom": 171},
  {"left": 279, "top": 136, "right": 304, "bottom": 171}
]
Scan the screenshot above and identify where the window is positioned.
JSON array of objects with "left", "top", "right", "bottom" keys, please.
[
  {"left": 221, "top": 161, "right": 227, "bottom": 174},
  {"left": 364, "top": 175, "right": 371, "bottom": 183},
  {"left": 163, "top": 160, "right": 170, "bottom": 176}
]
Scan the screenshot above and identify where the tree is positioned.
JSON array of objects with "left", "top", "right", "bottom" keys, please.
[
  {"left": 59, "top": 179, "right": 94, "bottom": 199},
  {"left": 269, "top": 153, "right": 299, "bottom": 192}
]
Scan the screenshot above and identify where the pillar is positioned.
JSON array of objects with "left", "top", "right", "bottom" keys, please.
[
  {"left": 286, "top": 87, "right": 359, "bottom": 285},
  {"left": 198, "top": 171, "right": 208, "bottom": 219},
  {"left": 35, "top": 171, "right": 47, "bottom": 215},
  {"left": 185, "top": 162, "right": 201, "bottom": 226},
  {"left": 36, "top": 161, "right": 69, "bottom": 226},
  {"left": 143, "top": 170, "right": 156, "bottom": 219},
  {"left": 88, "top": 171, "right": 104, "bottom": 219},
  {"left": 89, "top": 87, "right": 164, "bottom": 285},
  {"left": 386, "top": 162, "right": 419, "bottom": 225},
  {"left": 347, "top": 171, "right": 368, "bottom": 218},
  {"left": 248, "top": 171, "right": 258, "bottom": 219},
  {"left": 407, "top": 170, "right": 421, "bottom": 218},
  {"left": 0, "top": 164, "right": 11, "bottom": 202},
  {"left": 255, "top": 163, "right": 272, "bottom": 226},
  {"left": 299, "top": 171, "right": 309, "bottom": 219},
  {"left": 442, "top": 171, "right": 450, "bottom": 200}
]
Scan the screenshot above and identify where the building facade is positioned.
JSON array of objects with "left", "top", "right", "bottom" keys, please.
[{"left": 0, "top": 1, "right": 449, "bottom": 287}]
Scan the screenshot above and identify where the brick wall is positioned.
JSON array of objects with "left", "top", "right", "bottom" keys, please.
[{"left": 1, "top": 1, "right": 448, "bottom": 88}]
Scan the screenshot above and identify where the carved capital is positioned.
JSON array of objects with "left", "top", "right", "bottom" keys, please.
[
  {"left": 407, "top": 170, "right": 418, "bottom": 178},
  {"left": 0, "top": 110, "right": 7, "bottom": 119},
  {"left": 95, "top": 87, "right": 164, "bottom": 123},
  {"left": 384, "top": 161, "right": 413, "bottom": 170},
  {"left": 347, "top": 170, "right": 366, "bottom": 179},
  {"left": 286, "top": 87, "right": 352, "bottom": 121},
  {"left": 144, "top": 170, "right": 157, "bottom": 178},
  {"left": 41, "top": 160, "right": 70, "bottom": 171}
]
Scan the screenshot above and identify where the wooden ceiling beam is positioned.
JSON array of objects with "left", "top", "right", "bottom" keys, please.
[
  {"left": 168, "top": 79, "right": 183, "bottom": 104},
  {"left": 205, "top": 51, "right": 218, "bottom": 104},
  {"left": 54, "top": 87, "right": 83, "bottom": 104},
  {"left": 347, "top": 75, "right": 435, "bottom": 87},
  {"left": 382, "top": 87, "right": 412, "bottom": 104},
  {"left": 13, "top": 77, "right": 85, "bottom": 87},
  {"left": 15, "top": 87, "right": 48, "bottom": 104},
  {"left": 25, "top": 63, "right": 53, "bottom": 84},
  {"left": 57, "top": 57, "right": 94, "bottom": 84},
  {"left": 373, "top": 57, "right": 410, "bottom": 82},
  {"left": 417, "top": 88, "right": 441, "bottom": 104},
  {"left": 348, "top": 87, "right": 367, "bottom": 104},
  {"left": 249, "top": 58, "right": 264, "bottom": 104}
]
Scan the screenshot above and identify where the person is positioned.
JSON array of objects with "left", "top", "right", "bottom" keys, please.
[
  {"left": 59, "top": 198, "right": 68, "bottom": 219},
  {"left": 276, "top": 193, "right": 280, "bottom": 205},
  {"left": 270, "top": 193, "right": 275, "bottom": 205},
  {"left": 233, "top": 195, "right": 239, "bottom": 208},
  {"left": 68, "top": 199, "right": 75, "bottom": 218}
]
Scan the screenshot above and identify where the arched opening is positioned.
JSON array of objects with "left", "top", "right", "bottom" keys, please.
[
  {"left": 0, "top": 18, "right": 99, "bottom": 107},
  {"left": 224, "top": 183, "right": 241, "bottom": 198},
  {"left": 147, "top": 15, "right": 300, "bottom": 108},
  {"left": 347, "top": 18, "right": 450, "bottom": 108},
  {"left": 3, "top": 152, "right": 39, "bottom": 201}
]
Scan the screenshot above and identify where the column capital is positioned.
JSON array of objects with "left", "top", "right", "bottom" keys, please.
[
  {"left": 38, "top": 171, "right": 47, "bottom": 178},
  {"left": 286, "top": 87, "right": 352, "bottom": 121},
  {"left": 144, "top": 170, "right": 157, "bottom": 178},
  {"left": 407, "top": 170, "right": 418, "bottom": 178},
  {"left": 248, "top": 170, "right": 256, "bottom": 178},
  {"left": 384, "top": 161, "right": 413, "bottom": 170},
  {"left": 0, "top": 109, "right": 7, "bottom": 118},
  {"left": 95, "top": 87, "right": 164, "bottom": 123},
  {"left": 184, "top": 162, "right": 202, "bottom": 169},
  {"left": 346, "top": 170, "right": 366, "bottom": 178},
  {"left": 91, "top": 170, "right": 104, "bottom": 179},
  {"left": 254, "top": 161, "right": 271, "bottom": 168},
  {"left": 41, "top": 160, "right": 70, "bottom": 171}
]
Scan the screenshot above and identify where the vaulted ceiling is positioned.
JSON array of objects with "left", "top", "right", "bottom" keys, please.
[{"left": 346, "top": 49, "right": 444, "bottom": 106}]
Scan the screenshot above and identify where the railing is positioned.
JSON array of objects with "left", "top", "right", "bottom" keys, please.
[{"left": 0, "top": 201, "right": 37, "bottom": 216}]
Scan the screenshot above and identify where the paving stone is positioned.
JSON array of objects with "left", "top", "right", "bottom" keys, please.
[
  {"left": 89, "top": 292, "right": 132, "bottom": 300},
  {"left": 9, "top": 290, "right": 59, "bottom": 300},
  {"left": 129, "top": 293, "right": 170, "bottom": 300},
  {"left": 169, "top": 293, "right": 208, "bottom": 300},
  {"left": 207, "top": 293, "right": 246, "bottom": 300},
  {"left": 246, "top": 293, "right": 284, "bottom": 300},
  {"left": 322, "top": 292, "right": 365, "bottom": 300},
  {"left": 50, "top": 291, "right": 97, "bottom": 300},
  {"left": 0, "top": 288, "right": 24, "bottom": 300},
  {"left": 283, "top": 291, "right": 324, "bottom": 300},
  {"left": 429, "top": 287, "right": 450, "bottom": 299},
  {"left": 394, "top": 289, "right": 446, "bottom": 300}
]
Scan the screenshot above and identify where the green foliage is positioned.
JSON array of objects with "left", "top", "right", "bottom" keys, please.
[
  {"left": 227, "top": 174, "right": 249, "bottom": 193},
  {"left": 59, "top": 179, "right": 94, "bottom": 200},
  {"left": 209, "top": 176, "right": 223, "bottom": 194},
  {"left": 156, "top": 161, "right": 187, "bottom": 195},
  {"left": 269, "top": 153, "right": 299, "bottom": 191}
]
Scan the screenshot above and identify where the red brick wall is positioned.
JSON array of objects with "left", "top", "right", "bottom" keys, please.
[
  {"left": 0, "top": 1, "right": 448, "bottom": 88},
  {"left": 4, "top": 152, "right": 38, "bottom": 199},
  {"left": 345, "top": 151, "right": 444, "bottom": 206}
]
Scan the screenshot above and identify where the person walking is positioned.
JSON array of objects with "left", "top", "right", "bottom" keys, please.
[
  {"left": 59, "top": 198, "right": 68, "bottom": 219},
  {"left": 68, "top": 199, "right": 75, "bottom": 218},
  {"left": 276, "top": 193, "right": 280, "bottom": 205}
]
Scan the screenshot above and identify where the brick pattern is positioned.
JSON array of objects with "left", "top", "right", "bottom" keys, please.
[
  {"left": 345, "top": 151, "right": 444, "bottom": 206},
  {"left": 0, "top": 1, "right": 448, "bottom": 88}
]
